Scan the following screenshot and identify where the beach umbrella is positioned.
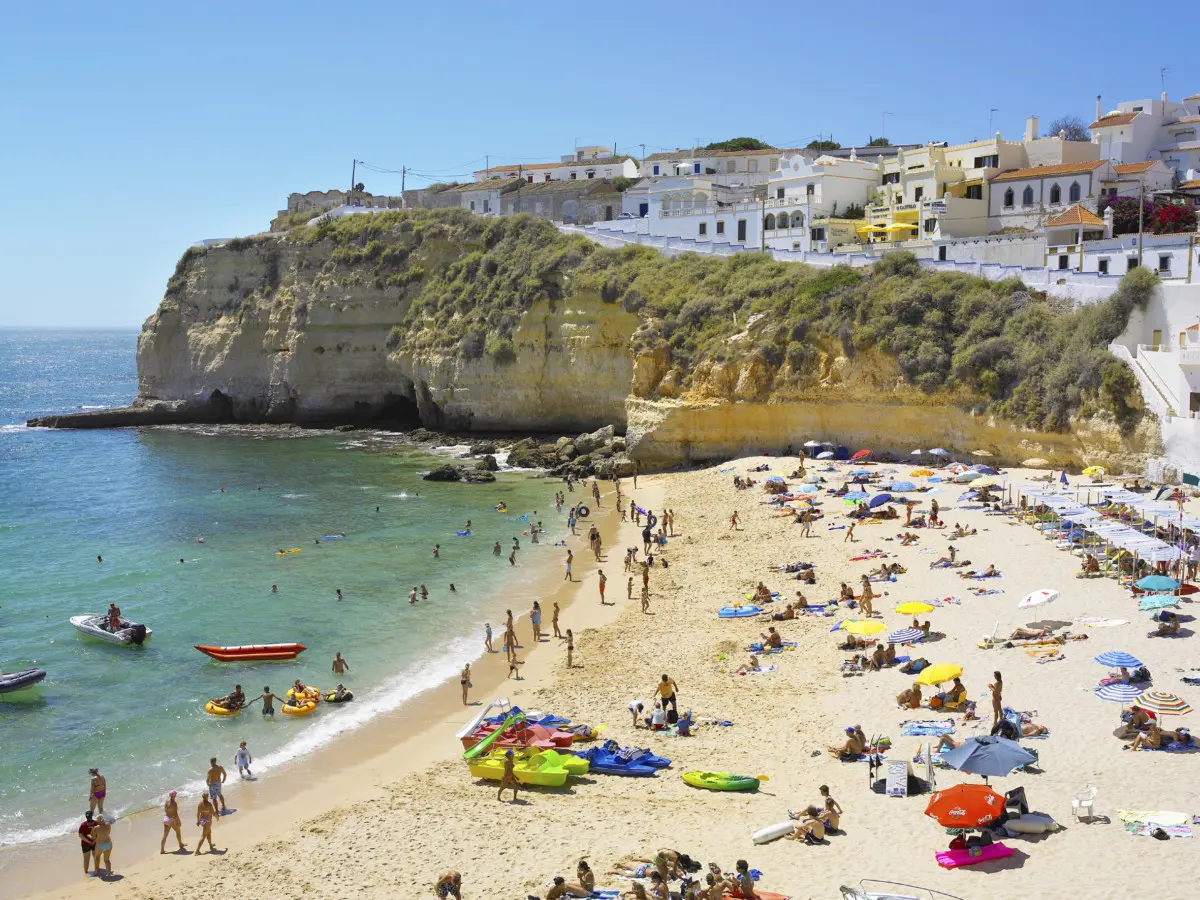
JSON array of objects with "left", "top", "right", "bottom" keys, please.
[
  {"left": 797, "top": 483, "right": 819, "bottom": 494},
  {"left": 925, "top": 783, "right": 1007, "bottom": 827},
  {"left": 940, "top": 736, "right": 1035, "bottom": 782},
  {"left": 911, "top": 469, "right": 934, "bottom": 477},
  {"left": 1093, "top": 651, "right": 1142, "bottom": 669},
  {"left": 868, "top": 493, "right": 893, "bottom": 508},
  {"left": 1059, "top": 471, "right": 1069, "bottom": 486},
  {"left": 888, "top": 481, "right": 917, "bottom": 492},
  {"left": 954, "top": 471, "right": 982, "bottom": 483},
  {"left": 1018, "top": 589, "right": 1058, "bottom": 609},
  {"left": 803, "top": 440, "right": 822, "bottom": 448},
  {"left": 895, "top": 601, "right": 935, "bottom": 615},
  {"left": 849, "top": 468, "right": 873, "bottom": 476},
  {"left": 1022, "top": 458, "right": 1049, "bottom": 467},
  {"left": 929, "top": 448, "right": 950, "bottom": 457},
  {"left": 803, "top": 473, "right": 822, "bottom": 484},
  {"left": 852, "top": 449, "right": 872, "bottom": 460},
  {"left": 969, "top": 465, "right": 999, "bottom": 475},
  {"left": 765, "top": 475, "right": 785, "bottom": 484},
  {"left": 1135, "top": 575, "right": 1180, "bottom": 592},
  {"left": 832, "top": 619, "right": 887, "bottom": 636},
  {"left": 911, "top": 449, "right": 925, "bottom": 455},
  {"left": 817, "top": 451, "right": 834, "bottom": 459},
  {"left": 916, "top": 663, "right": 963, "bottom": 686},
  {"left": 1083, "top": 465, "right": 1106, "bottom": 476},
  {"left": 1136, "top": 691, "right": 1193, "bottom": 716},
  {"left": 971, "top": 450, "right": 993, "bottom": 457},
  {"left": 971, "top": 477, "right": 999, "bottom": 489},
  {"left": 1095, "top": 683, "right": 1145, "bottom": 703},
  {"left": 844, "top": 491, "right": 869, "bottom": 501},
  {"left": 887, "top": 627, "right": 925, "bottom": 644}
]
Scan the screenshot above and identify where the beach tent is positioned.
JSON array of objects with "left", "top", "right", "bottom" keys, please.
[{"left": 835, "top": 445, "right": 850, "bottom": 461}]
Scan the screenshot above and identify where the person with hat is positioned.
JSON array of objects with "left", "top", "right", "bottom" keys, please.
[
  {"left": 827, "top": 727, "right": 864, "bottom": 761},
  {"left": 160, "top": 791, "right": 186, "bottom": 854}
]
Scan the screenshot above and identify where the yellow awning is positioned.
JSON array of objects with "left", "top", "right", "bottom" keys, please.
[
  {"left": 856, "top": 224, "right": 889, "bottom": 233},
  {"left": 884, "top": 222, "right": 920, "bottom": 232}
]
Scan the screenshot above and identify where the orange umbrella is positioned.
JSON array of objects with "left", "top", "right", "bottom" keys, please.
[
  {"left": 852, "top": 449, "right": 872, "bottom": 460},
  {"left": 924, "top": 783, "right": 1006, "bottom": 827}
]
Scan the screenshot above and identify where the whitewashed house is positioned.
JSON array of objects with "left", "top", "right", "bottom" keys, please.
[
  {"left": 1100, "top": 161, "right": 1177, "bottom": 199},
  {"left": 472, "top": 150, "right": 637, "bottom": 184},
  {"left": 987, "top": 159, "right": 1116, "bottom": 232},
  {"left": 761, "top": 152, "right": 879, "bottom": 251}
]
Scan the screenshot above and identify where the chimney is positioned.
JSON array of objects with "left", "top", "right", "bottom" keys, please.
[
  {"left": 1096, "top": 95, "right": 1102, "bottom": 122},
  {"left": 1162, "top": 91, "right": 1169, "bottom": 102},
  {"left": 1025, "top": 115, "right": 1038, "bottom": 142}
]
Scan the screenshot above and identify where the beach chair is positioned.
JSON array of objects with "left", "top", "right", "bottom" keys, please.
[
  {"left": 1005, "top": 786, "right": 1029, "bottom": 817},
  {"left": 1071, "top": 784, "right": 1097, "bottom": 823}
]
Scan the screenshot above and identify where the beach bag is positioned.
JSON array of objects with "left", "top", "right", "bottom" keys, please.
[
  {"left": 666, "top": 708, "right": 679, "bottom": 725},
  {"left": 1133, "top": 666, "right": 1151, "bottom": 682},
  {"left": 929, "top": 696, "right": 944, "bottom": 709}
]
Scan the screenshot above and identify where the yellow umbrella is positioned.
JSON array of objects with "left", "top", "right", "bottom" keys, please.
[
  {"left": 916, "top": 663, "right": 963, "bottom": 686},
  {"left": 895, "top": 601, "right": 935, "bottom": 615},
  {"left": 971, "top": 450, "right": 993, "bottom": 457},
  {"left": 1083, "top": 465, "right": 1106, "bottom": 476},
  {"left": 971, "top": 476, "right": 999, "bottom": 488},
  {"left": 837, "top": 619, "right": 886, "bottom": 636},
  {"left": 884, "top": 222, "right": 919, "bottom": 232},
  {"left": 855, "top": 224, "right": 889, "bottom": 234},
  {"left": 911, "top": 469, "right": 934, "bottom": 477},
  {"left": 1022, "top": 458, "right": 1049, "bottom": 467}
]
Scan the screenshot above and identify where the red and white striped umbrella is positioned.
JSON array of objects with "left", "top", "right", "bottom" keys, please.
[{"left": 1136, "top": 691, "right": 1193, "bottom": 716}]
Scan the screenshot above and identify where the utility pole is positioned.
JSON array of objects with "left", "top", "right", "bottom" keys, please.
[
  {"left": 989, "top": 108, "right": 999, "bottom": 135},
  {"left": 1138, "top": 177, "right": 1145, "bottom": 268},
  {"left": 640, "top": 143, "right": 646, "bottom": 173},
  {"left": 516, "top": 164, "right": 523, "bottom": 214},
  {"left": 349, "top": 159, "right": 358, "bottom": 196},
  {"left": 401, "top": 166, "right": 406, "bottom": 200}
]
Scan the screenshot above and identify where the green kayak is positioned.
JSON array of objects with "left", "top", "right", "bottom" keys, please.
[{"left": 681, "top": 770, "right": 760, "bottom": 792}]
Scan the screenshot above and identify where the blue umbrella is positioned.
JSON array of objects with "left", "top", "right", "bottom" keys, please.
[
  {"left": 887, "top": 627, "right": 924, "bottom": 644},
  {"left": 888, "top": 481, "right": 917, "bottom": 492},
  {"left": 844, "top": 491, "right": 869, "bottom": 501},
  {"left": 868, "top": 493, "right": 893, "bottom": 508},
  {"left": 765, "top": 475, "right": 785, "bottom": 483},
  {"left": 1095, "top": 683, "right": 1144, "bottom": 703},
  {"left": 1135, "top": 575, "right": 1180, "bottom": 592},
  {"left": 850, "top": 469, "right": 873, "bottom": 476},
  {"left": 797, "top": 483, "right": 819, "bottom": 494},
  {"left": 1059, "top": 471, "right": 1069, "bottom": 486},
  {"left": 969, "top": 465, "right": 999, "bottom": 475},
  {"left": 940, "top": 736, "right": 1035, "bottom": 782},
  {"left": 1094, "top": 651, "right": 1142, "bottom": 668},
  {"left": 929, "top": 448, "right": 949, "bottom": 456}
]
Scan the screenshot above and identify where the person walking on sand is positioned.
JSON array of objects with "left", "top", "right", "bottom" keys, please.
[
  {"left": 641, "top": 584, "right": 651, "bottom": 614},
  {"left": 461, "top": 663, "right": 472, "bottom": 705},
  {"left": 195, "top": 794, "right": 217, "bottom": 854},
  {"left": 234, "top": 741, "right": 253, "bottom": 779},
  {"left": 566, "top": 629, "right": 575, "bottom": 668},
  {"left": 598, "top": 570, "right": 608, "bottom": 604},
  {"left": 628, "top": 576, "right": 634, "bottom": 600},
  {"left": 551, "top": 601, "right": 561, "bottom": 638},
  {"left": 497, "top": 749, "right": 520, "bottom": 802},
  {"left": 91, "top": 814, "right": 113, "bottom": 878},
  {"left": 858, "top": 576, "right": 874, "bottom": 617},
  {"left": 800, "top": 509, "right": 812, "bottom": 538},
  {"left": 484, "top": 623, "right": 494, "bottom": 653},
  {"left": 530, "top": 601, "right": 542, "bottom": 641},
  {"left": 205, "top": 757, "right": 228, "bottom": 813},
  {"left": 730, "top": 510, "right": 739, "bottom": 530},
  {"left": 592, "top": 479, "right": 601, "bottom": 507},
  {"left": 332, "top": 652, "right": 350, "bottom": 675},
  {"left": 78, "top": 811, "right": 97, "bottom": 875},
  {"left": 989, "top": 671, "right": 1003, "bottom": 725},
  {"left": 564, "top": 549, "right": 574, "bottom": 582},
  {"left": 88, "top": 768, "right": 106, "bottom": 815},
  {"left": 844, "top": 522, "right": 856, "bottom": 543}
]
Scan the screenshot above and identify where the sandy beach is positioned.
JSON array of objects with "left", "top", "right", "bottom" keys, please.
[{"left": 14, "top": 459, "right": 1200, "bottom": 900}]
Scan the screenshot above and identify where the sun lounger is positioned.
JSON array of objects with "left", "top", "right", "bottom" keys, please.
[{"left": 935, "top": 843, "right": 1014, "bottom": 867}]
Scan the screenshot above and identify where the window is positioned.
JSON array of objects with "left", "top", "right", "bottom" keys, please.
[
  {"left": 483, "top": 200, "right": 490, "bottom": 213},
  {"left": 586, "top": 171, "right": 595, "bottom": 179},
  {"left": 1159, "top": 254, "right": 1171, "bottom": 273},
  {"left": 1174, "top": 129, "right": 1196, "bottom": 141},
  {"left": 882, "top": 172, "right": 900, "bottom": 184},
  {"left": 693, "top": 163, "right": 701, "bottom": 174},
  {"left": 791, "top": 241, "right": 800, "bottom": 249},
  {"left": 1128, "top": 257, "right": 1139, "bottom": 272},
  {"left": 726, "top": 161, "right": 736, "bottom": 173},
  {"left": 1022, "top": 186, "right": 1034, "bottom": 205},
  {"left": 699, "top": 222, "right": 707, "bottom": 236},
  {"left": 938, "top": 245, "right": 948, "bottom": 261},
  {"left": 716, "top": 221, "right": 725, "bottom": 235},
  {"left": 924, "top": 218, "right": 937, "bottom": 232},
  {"left": 806, "top": 184, "right": 815, "bottom": 196},
  {"left": 1004, "top": 188, "right": 1014, "bottom": 208},
  {"left": 652, "top": 165, "right": 660, "bottom": 176},
  {"left": 770, "top": 158, "right": 779, "bottom": 172},
  {"left": 964, "top": 185, "right": 983, "bottom": 200},
  {"left": 1068, "top": 181, "right": 1081, "bottom": 203},
  {"left": 914, "top": 186, "right": 924, "bottom": 202},
  {"left": 973, "top": 154, "right": 998, "bottom": 168},
  {"left": 1049, "top": 183, "right": 1061, "bottom": 204},
  {"left": 810, "top": 227, "right": 826, "bottom": 242},
  {"left": 569, "top": 172, "right": 578, "bottom": 180},
  {"left": 737, "top": 219, "right": 747, "bottom": 241},
  {"left": 763, "top": 214, "right": 775, "bottom": 230},
  {"left": 790, "top": 211, "right": 804, "bottom": 228},
  {"left": 1098, "top": 258, "right": 1109, "bottom": 275},
  {"left": 1058, "top": 255, "right": 1069, "bottom": 270},
  {"left": 469, "top": 200, "right": 476, "bottom": 211},
  {"left": 749, "top": 160, "right": 758, "bottom": 173},
  {"left": 776, "top": 188, "right": 785, "bottom": 200}
]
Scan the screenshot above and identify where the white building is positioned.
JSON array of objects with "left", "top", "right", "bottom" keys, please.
[
  {"left": 473, "top": 153, "right": 638, "bottom": 184},
  {"left": 1100, "top": 161, "right": 1177, "bottom": 199},
  {"left": 760, "top": 152, "right": 879, "bottom": 251},
  {"left": 1091, "top": 91, "right": 1200, "bottom": 181},
  {"left": 987, "top": 159, "right": 1116, "bottom": 232},
  {"left": 638, "top": 148, "right": 797, "bottom": 187}
]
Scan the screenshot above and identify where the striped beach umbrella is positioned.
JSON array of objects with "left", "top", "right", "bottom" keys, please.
[
  {"left": 1093, "top": 651, "right": 1142, "bottom": 669},
  {"left": 1136, "top": 691, "right": 1193, "bottom": 716},
  {"left": 1095, "top": 683, "right": 1144, "bottom": 703},
  {"left": 887, "top": 627, "right": 924, "bottom": 644}
]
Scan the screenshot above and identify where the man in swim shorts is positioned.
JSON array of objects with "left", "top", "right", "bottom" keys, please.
[
  {"left": 246, "top": 686, "right": 282, "bottom": 715},
  {"left": 206, "top": 757, "right": 228, "bottom": 812},
  {"left": 435, "top": 870, "right": 462, "bottom": 898},
  {"left": 88, "top": 769, "right": 106, "bottom": 815},
  {"left": 332, "top": 652, "right": 350, "bottom": 675},
  {"left": 78, "top": 810, "right": 96, "bottom": 874}
]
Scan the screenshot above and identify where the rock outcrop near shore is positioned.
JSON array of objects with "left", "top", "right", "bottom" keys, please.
[{"left": 31, "top": 209, "right": 1160, "bottom": 471}]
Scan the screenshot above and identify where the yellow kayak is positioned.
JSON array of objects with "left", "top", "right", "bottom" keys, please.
[{"left": 468, "top": 751, "right": 570, "bottom": 786}]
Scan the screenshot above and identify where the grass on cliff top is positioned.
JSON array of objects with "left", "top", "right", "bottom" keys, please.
[{"left": 191, "top": 208, "right": 1152, "bottom": 433}]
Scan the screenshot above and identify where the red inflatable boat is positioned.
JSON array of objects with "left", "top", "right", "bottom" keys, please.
[{"left": 195, "top": 643, "right": 307, "bottom": 662}]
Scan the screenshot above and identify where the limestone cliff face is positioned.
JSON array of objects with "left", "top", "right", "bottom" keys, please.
[{"left": 136, "top": 238, "right": 637, "bottom": 431}]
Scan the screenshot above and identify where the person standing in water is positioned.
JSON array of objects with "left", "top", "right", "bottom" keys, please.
[
  {"left": 484, "top": 623, "right": 494, "bottom": 652},
  {"left": 409, "top": 586, "right": 418, "bottom": 604},
  {"left": 432, "top": 544, "right": 440, "bottom": 559},
  {"left": 336, "top": 588, "right": 343, "bottom": 601},
  {"left": 234, "top": 742, "right": 253, "bottom": 779},
  {"left": 461, "top": 663, "right": 471, "bottom": 706},
  {"left": 332, "top": 652, "right": 350, "bottom": 675},
  {"left": 88, "top": 769, "right": 106, "bottom": 815},
  {"left": 246, "top": 686, "right": 283, "bottom": 716},
  {"left": 493, "top": 541, "right": 501, "bottom": 556}
]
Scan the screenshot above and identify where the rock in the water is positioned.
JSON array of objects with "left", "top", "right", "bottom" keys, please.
[
  {"left": 408, "top": 428, "right": 440, "bottom": 443},
  {"left": 573, "top": 424, "right": 614, "bottom": 454},
  {"left": 423, "top": 464, "right": 462, "bottom": 482},
  {"left": 477, "top": 455, "right": 499, "bottom": 472},
  {"left": 507, "top": 438, "right": 559, "bottom": 469},
  {"left": 469, "top": 442, "right": 498, "bottom": 457},
  {"left": 461, "top": 468, "right": 496, "bottom": 483}
]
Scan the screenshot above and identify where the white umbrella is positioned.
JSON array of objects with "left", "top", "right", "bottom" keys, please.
[
  {"left": 817, "top": 451, "right": 834, "bottom": 459},
  {"left": 1019, "top": 589, "right": 1058, "bottom": 609},
  {"left": 803, "top": 440, "right": 822, "bottom": 448},
  {"left": 911, "top": 449, "right": 924, "bottom": 455},
  {"left": 929, "top": 448, "right": 949, "bottom": 457}
]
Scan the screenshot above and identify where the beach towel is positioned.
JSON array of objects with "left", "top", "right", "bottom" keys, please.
[
  {"left": 1151, "top": 741, "right": 1200, "bottom": 753},
  {"left": 1033, "top": 653, "right": 1065, "bottom": 663},
  {"left": 1130, "top": 824, "right": 1194, "bottom": 838},
  {"left": 1076, "top": 617, "right": 1127, "bottom": 628},
  {"left": 739, "top": 665, "right": 778, "bottom": 675},
  {"left": 935, "top": 843, "right": 1014, "bottom": 868},
  {"left": 1118, "top": 810, "right": 1191, "bottom": 826},
  {"left": 969, "top": 573, "right": 1002, "bottom": 580},
  {"left": 901, "top": 720, "right": 955, "bottom": 736},
  {"left": 970, "top": 588, "right": 1005, "bottom": 596}
]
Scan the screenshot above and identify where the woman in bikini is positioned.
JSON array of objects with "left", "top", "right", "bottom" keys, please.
[
  {"left": 160, "top": 791, "right": 186, "bottom": 853},
  {"left": 91, "top": 815, "right": 114, "bottom": 877},
  {"left": 195, "top": 794, "right": 217, "bottom": 854}
]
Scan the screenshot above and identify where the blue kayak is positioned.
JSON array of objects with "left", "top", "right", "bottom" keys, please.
[
  {"left": 483, "top": 705, "right": 570, "bottom": 728},
  {"left": 718, "top": 605, "right": 762, "bottom": 618},
  {"left": 600, "top": 740, "right": 671, "bottom": 768},
  {"left": 573, "top": 746, "right": 657, "bottom": 777}
]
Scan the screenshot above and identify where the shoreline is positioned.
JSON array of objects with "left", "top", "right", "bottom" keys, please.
[{"left": 10, "top": 476, "right": 652, "bottom": 898}]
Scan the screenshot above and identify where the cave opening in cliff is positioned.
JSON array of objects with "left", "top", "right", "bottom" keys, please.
[
  {"left": 206, "top": 390, "right": 235, "bottom": 422},
  {"left": 361, "top": 392, "right": 422, "bottom": 429}
]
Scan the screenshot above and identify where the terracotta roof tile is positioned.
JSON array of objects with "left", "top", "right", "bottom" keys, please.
[
  {"left": 1113, "top": 162, "right": 1157, "bottom": 175},
  {"left": 1184, "top": 93, "right": 1200, "bottom": 102},
  {"left": 1179, "top": 180, "right": 1200, "bottom": 190},
  {"left": 991, "top": 160, "right": 1107, "bottom": 183},
  {"left": 1046, "top": 205, "right": 1105, "bottom": 228},
  {"left": 1164, "top": 116, "right": 1200, "bottom": 126},
  {"left": 474, "top": 162, "right": 558, "bottom": 175},
  {"left": 1090, "top": 112, "right": 1138, "bottom": 129}
]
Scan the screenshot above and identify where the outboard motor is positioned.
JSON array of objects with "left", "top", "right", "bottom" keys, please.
[{"left": 130, "top": 623, "right": 148, "bottom": 646}]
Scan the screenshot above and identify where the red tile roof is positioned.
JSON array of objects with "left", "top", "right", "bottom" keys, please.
[
  {"left": 990, "top": 160, "right": 1106, "bottom": 183},
  {"left": 1090, "top": 112, "right": 1138, "bottom": 129},
  {"left": 1046, "top": 205, "right": 1105, "bottom": 228},
  {"left": 1113, "top": 162, "right": 1157, "bottom": 175}
]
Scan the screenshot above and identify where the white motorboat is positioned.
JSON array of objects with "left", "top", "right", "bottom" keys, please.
[
  {"left": 840, "top": 882, "right": 964, "bottom": 900},
  {"left": 70, "top": 615, "right": 152, "bottom": 646}
]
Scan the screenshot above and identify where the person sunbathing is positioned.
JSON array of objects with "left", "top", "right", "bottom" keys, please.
[
  {"left": 933, "top": 734, "right": 961, "bottom": 751},
  {"left": 899, "top": 532, "right": 919, "bottom": 546},
  {"left": 899, "top": 657, "right": 929, "bottom": 675},
  {"left": 1159, "top": 727, "right": 1194, "bottom": 746},
  {"left": 1151, "top": 613, "right": 1181, "bottom": 637},
  {"left": 827, "top": 728, "right": 864, "bottom": 760},
  {"left": 1020, "top": 721, "right": 1049, "bottom": 737},
  {"left": 798, "top": 568, "right": 816, "bottom": 585},
  {"left": 930, "top": 546, "right": 958, "bottom": 567},
  {"left": 1126, "top": 720, "right": 1163, "bottom": 751},
  {"left": 1009, "top": 626, "right": 1050, "bottom": 639},
  {"left": 736, "top": 655, "right": 762, "bottom": 675},
  {"left": 896, "top": 682, "right": 923, "bottom": 709},
  {"left": 839, "top": 634, "right": 871, "bottom": 651},
  {"left": 768, "top": 602, "right": 796, "bottom": 622},
  {"left": 950, "top": 523, "right": 977, "bottom": 538},
  {"left": 785, "top": 807, "right": 827, "bottom": 843},
  {"left": 760, "top": 627, "right": 784, "bottom": 649}
]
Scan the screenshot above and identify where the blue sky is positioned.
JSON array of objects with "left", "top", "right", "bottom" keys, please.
[{"left": 1, "top": 2, "right": 1195, "bottom": 326}]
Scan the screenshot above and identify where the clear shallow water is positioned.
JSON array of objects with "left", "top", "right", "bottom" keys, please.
[{"left": 0, "top": 329, "right": 558, "bottom": 844}]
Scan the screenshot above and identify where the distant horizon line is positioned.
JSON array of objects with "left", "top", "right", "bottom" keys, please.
[{"left": 0, "top": 324, "right": 141, "bottom": 330}]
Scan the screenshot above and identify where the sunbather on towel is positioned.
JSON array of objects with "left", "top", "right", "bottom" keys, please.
[
  {"left": 899, "top": 657, "right": 930, "bottom": 675},
  {"left": 950, "top": 523, "right": 977, "bottom": 538},
  {"left": 899, "top": 532, "right": 919, "bottom": 545},
  {"left": 1150, "top": 613, "right": 1181, "bottom": 637},
  {"left": 930, "top": 545, "right": 958, "bottom": 568}
]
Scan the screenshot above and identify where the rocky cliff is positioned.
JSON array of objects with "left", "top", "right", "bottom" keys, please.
[{"left": 31, "top": 209, "right": 1160, "bottom": 471}]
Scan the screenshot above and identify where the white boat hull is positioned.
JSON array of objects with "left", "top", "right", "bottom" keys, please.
[{"left": 70, "top": 615, "right": 152, "bottom": 646}]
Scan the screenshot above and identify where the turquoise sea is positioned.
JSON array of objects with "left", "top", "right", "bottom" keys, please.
[{"left": 0, "top": 328, "right": 559, "bottom": 845}]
